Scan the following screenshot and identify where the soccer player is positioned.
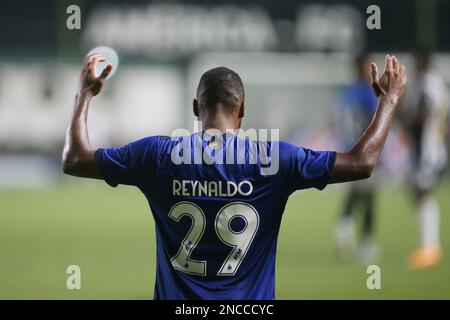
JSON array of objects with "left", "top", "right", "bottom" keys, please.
[
  {"left": 62, "top": 54, "right": 406, "bottom": 299},
  {"left": 335, "top": 54, "right": 379, "bottom": 264},
  {"left": 405, "top": 52, "right": 449, "bottom": 269}
]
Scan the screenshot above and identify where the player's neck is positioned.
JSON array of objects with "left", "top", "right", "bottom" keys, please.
[{"left": 200, "top": 113, "right": 240, "bottom": 134}]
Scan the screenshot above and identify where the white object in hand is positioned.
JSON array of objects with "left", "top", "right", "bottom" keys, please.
[{"left": 86, "top": 46, "right": 119, "bottom": 79}]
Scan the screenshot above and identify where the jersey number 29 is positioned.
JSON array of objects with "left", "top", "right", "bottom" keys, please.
[{"left": 168, "top": 201, "right": 260, "bottom": 276}]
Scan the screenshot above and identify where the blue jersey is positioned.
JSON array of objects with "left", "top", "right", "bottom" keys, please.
[{"left": 96, "top": 132, "right": 336, "bottom": 300}]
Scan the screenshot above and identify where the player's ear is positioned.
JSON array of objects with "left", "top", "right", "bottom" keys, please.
[
  {"left": 193, "top": 99, "right": 199, "bottom": 117},
  {"left": 238, "top": 101, "right": 245, "bottom": 118}
]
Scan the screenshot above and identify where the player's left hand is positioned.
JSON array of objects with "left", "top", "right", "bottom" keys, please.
[
  {"left": 370, "top": 55, "right": 407, "bottom": 103},
  {"left": 78, "top": 54, "right": 112, "bottom": 97}
]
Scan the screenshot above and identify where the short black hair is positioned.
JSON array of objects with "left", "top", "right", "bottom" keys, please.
[{"left": 196, "top": 67, "right": 245, "bottom": 112}]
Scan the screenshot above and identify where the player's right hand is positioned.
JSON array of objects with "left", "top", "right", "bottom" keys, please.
[
  {"left": 371, "top": 54, "right": 407, "bottom": 104},
  {"left": 78, "top": 54, "right": 112, "bottom": 97}
]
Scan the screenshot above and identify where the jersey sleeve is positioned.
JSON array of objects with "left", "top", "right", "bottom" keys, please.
[
  {"left": 95, "top": 136, "right": 159, "bottom": 187},
  {"left": 278, "top": 141, "right": 336, "bottom": 192}
]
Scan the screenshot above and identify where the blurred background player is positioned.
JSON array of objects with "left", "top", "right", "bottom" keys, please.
[
  {"left": 405, "top": 51, "right": 449, "bottom": 269},
  {"left": 335, "top": 54, "right": 379, "bottom": 264}
]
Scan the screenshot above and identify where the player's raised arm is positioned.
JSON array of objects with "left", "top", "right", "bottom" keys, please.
[
  {"left": 62, "top": 54, "right": 112, "bottom": 178},
  {"left": 330, "top": 55, "right": 407, "bottom": 183}
]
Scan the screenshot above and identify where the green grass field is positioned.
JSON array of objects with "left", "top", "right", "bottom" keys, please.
[{"left": 1, "top": 178, "right": 449, "bottom": 299}]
